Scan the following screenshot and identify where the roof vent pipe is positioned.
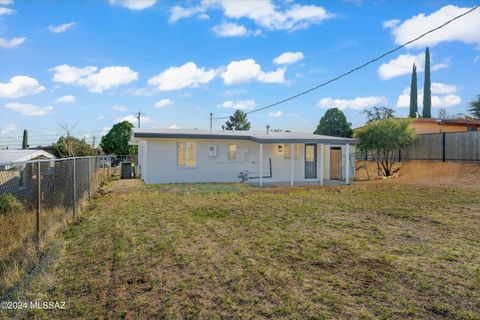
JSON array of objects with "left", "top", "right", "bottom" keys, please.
[{"left": 266, "top": 125, "right": 270, "bottom": 135}]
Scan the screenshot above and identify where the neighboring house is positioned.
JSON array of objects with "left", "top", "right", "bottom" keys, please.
[
  {"left": 0, "top": 149, "right": 55, "bottom": 170},
  {"left": 0, "top": 150, "right": 55, "bottom": 200},
  {"left": 412, "top": 118, "right": 480, "bottom": 134},
  {"left": 130, "top": 129, "right": 357, "bottom": 186}
]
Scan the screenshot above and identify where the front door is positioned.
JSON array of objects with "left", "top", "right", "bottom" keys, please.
[
  {"left": 330, "top": 147, "right": 342, "bottom": 180},
  {"left": 305, "top": 144, "right": 317, "bottom": 179}
]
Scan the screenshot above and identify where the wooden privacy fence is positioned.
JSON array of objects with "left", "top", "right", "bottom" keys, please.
[{"left": 357, "top": 131, "right": 480, "bottom": 162}]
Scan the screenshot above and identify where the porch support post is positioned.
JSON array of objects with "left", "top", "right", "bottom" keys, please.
[
  {"left": 320, "top": 144, "right": 324, "bottom": 185},
  {"left": 259, "top": 143, "right": 263, "bottom": 187},
  {"left": 290, "top": 143, "right": 294, "bottom": 186},
  {"left": 345, "top": 143, "right": 350, "bottom": 185}
]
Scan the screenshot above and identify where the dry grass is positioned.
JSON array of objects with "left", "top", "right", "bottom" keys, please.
[{"left": 3, "top": 180, "right": 480, "bottom": 319}]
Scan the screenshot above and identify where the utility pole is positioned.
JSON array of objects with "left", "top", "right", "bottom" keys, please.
[
  {"left": 136, "top": 112, "right": 142, "bottom": 128},
  {"left": 209, "top": 113, "right": 213, "bottom": 134}
]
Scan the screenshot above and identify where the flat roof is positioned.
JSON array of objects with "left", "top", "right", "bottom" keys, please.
[
  {"left": 131, "top": 128, "right": 358, "bottom": 144},
  {"left": 0, "top": 149, "right": 55, "bottom": 164},
  {"left": 414, "top": 118, "right": 480, "bottom": 126}
]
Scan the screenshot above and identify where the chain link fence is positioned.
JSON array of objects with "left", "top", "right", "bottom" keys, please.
[{"left": 0, "top": 155, "right": 138, "bottom": 298}]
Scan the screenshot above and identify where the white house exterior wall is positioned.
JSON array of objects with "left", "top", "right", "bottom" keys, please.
[{"left": 140, "top": 138, "right": 354, "bottom": 184}]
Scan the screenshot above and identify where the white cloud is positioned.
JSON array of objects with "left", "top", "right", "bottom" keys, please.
[
  {"left": 0, "top": 123, "right": 17, "bottom": 134},
  {"left": 154, "top": 98, "right": 174, "bottom": 108},
  {"left": 221, "top": 59, "right": 285, "bottom": 85},
  {"left": 55, "top": 95, "right": 76, "bottom": 103},
  {"left": 0, "top": 7, "right": 14, "bottom": 15},
  {"left": 273, "top": 51, "right": 304, "bottom": 64},
  {"left": 388, "top": 5, "right": 480, "bottom": 48},
  {"left": 211, "top": 22, "right": 248, "bottom": 37},
  {"left": 51, "top": 64, "right": 138, "bottom": 93},
  {"left": 396, "top": 86, "right": 461, "bottom": 108},
  {"left": 221, "top": 88, "right": 248, "bottom": 96},
  {"left": 378, "top": 53, "right": 449, "bottom": 80},
  {"left": 148, "top": 62, "right": 216, "bottom": 91},
  {"left": 169, "top": 5, "right": 204, "bottom": 22},
  {"left": 50, "top": 65, "right": 97, "bottom": 84},
  {"left": 4, "top": 103, "right": 53, "bottom": 116},
  {"left": 116, "top": 114, "right": 153, "bottom": 125},
  {"left": 169, "top": 1, "right": 334, "bottom": 31},
  {"left": 109, "top": 0, "right": 157, "bottom": 10},
  {"left": 96, "top": 115, "right": 105, "bottom": 120},
  {"left": 319, "top": 96, "right": 388, "bottom": 110},
  {"left": 0, "top": 37, "right": 26, "bottom": 48},
  {"left": 197, "top": 13, "right": 210, "bottom": 20},
  {"left": 0, "top": 0, "right": 13, "bottom": 5},
  {"left": 48, "top": 22, "right": 75, "bottom": 33},
  {"left": 269, "top": 110, "right": 282, "bottom": 117},
  {"left": 431, "top": 82, "right": 458, "bottom": 94},
  {"left": 382, "top": 19, "right": 400, "bottom": 28},
  {"left": 113, "top": 105, "right": 128, "bottom": 112},
  {"left": 0, "top": 76, "right": 45, "bottom": 99},
  {"left": 218, "top": 99, "right": 256, "bottom": 110},
  {"left": 168, "top": 124, "right": 180, "bottom": 129}
]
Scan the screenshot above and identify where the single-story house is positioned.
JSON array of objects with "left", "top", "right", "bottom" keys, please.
[
  {"left": 130, "top": 128, "right": 357, "bottom": 186},
  {"left": 0, "top": 149, "right": 55, "bottom": 170},
  {"left": 0, "top": 150, "right": 55, "bottom": 199},
  {"left": 412, "top": 118, "right": 480, "bottom": 134}
]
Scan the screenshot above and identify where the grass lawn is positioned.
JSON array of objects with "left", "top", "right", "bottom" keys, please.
[{"left": 4, "top": 180, "right": 480, "bottom": 319}]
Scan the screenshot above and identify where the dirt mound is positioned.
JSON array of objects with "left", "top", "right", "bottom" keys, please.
[{"left": 356, "top": 160, "right": 480, "bottom": 189}]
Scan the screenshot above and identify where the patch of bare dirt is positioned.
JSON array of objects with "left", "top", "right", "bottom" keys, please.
[{"left": 356, "top": 160, "right": 480, "bottom": 189}]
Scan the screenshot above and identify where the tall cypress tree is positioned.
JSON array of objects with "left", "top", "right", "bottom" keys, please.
[
  {"left": 409, "top": 63, "right": 418, "bottom": 118},
  {"left": 22, "top": 129, "right": 28, "bottom": 149},
  {"left": 422, "top": 47, "right": 431, "bottom": 118}
]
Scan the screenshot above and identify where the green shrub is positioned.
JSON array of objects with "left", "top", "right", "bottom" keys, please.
[{"left": 0, "top": 193, "right": 24, "bottom": 215}]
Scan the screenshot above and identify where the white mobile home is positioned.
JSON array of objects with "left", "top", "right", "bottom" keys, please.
[{"left": 130, "top": 129, "right": 357, "bottom": 186}]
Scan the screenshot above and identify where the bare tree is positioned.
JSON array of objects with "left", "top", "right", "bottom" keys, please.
[{"left": 58, "top": 122, "right": 78, "bottom": 157}]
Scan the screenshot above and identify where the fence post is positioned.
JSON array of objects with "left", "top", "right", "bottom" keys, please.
[
  {"left": 88, "top": 157, "right": 92, "bottom": 202},
  {"left": 36, "top": 161, "right": 41, "bottom": 250},
  {"left": 73, "top": 157, "right": 76, "bottom": 218},
  {"left": 398, "top": 149, "right": 401, "bottom": 162},
  {"left": 442, "top": 132, "right": 446, "bottom": 162}
]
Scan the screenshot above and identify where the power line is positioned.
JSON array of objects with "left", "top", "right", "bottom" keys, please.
[{"left": 212, "top": 4, "right": 480, "bottom": 120}]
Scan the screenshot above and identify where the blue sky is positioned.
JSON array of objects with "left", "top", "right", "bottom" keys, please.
[{"left": 0, "top": 0, "right": 479, "bottom": 148}]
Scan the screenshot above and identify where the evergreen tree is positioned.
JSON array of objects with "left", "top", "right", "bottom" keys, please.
[
  {"left": 314, "top": 108, "right": 352, "bottom": 137},
  {"left": 422, "top": 47, "right": 432, "bottom": 118},
  {"left": 100, "top": 121, "right": 137, "bottom": 155},
  {"left": 468, "top": 95, "right": 480, "bottom": 119},
  {"left": 22, "top": 129, "right": 28, "bottom": 149},
  {"left": 409, "top": 63, "right": 418, "bottom": 118},
  {"left": 222, "top": 110, "right": 251, "bottom": 130}
]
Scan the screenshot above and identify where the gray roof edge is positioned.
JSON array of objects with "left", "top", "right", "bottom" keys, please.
[
  {"left": 134, "top": 132, "right": 357, "bottom": 144},
  {"left": 250, "top": 137, "right": 358, "bottom": 144},
  {"left": 134, "top": 132, "right": 252, "bottom": 141}
]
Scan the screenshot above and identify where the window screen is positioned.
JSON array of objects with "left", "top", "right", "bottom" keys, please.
[
  {"left": 177, "top": 142, "right": 196, "bottom": 167},
  {"left": 228, "top": 144, "right": 237, "bottom": 160},
  {"left": 284, "top": 144, "right": 300, "bottom": 160}
]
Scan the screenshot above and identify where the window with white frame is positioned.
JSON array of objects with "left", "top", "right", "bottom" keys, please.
[
  {"left": 177, "top": 142, "right": 196, "bottom": 167},
  {"left": 227, "top": 143, "right": 237, "bottom": 160},
  {"left": 284, "top": 144, "right": 300, "bottom": 160}
]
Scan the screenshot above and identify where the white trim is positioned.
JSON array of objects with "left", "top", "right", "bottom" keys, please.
[
  {"left": 345, "top": 143, "right": 350, "bottom": 185},
  {"left": 320, "top": 143, "right": 324, "bottom": 185},
  {"left": 290, "top": 143, "right": 294, "bottom": 186},
  {"left": 259, "top": 144, "right": 263, "bottom": 187}
]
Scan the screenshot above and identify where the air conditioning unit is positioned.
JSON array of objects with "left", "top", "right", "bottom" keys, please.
[{"left": 208, "top": 144, "right": 217, "bottom": 157}]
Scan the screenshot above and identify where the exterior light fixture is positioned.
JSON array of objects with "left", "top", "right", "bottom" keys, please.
[{"left": 278, "top": 145, "right": 283, "bottom": 152}]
